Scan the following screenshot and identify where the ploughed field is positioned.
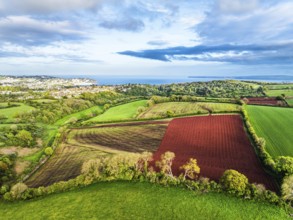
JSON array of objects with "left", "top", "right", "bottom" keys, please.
[
  {"left": 246, "top": 97, "right": 285, "bottom": 106},
  {"left": 26, "top": 121, "right": 168, "bottom": 187},
  {"left": 153, "top": 115, "right": 276, "bottom": 190},
  {"left": 72, "top": 121, "right": 169, "bottom": 153}
]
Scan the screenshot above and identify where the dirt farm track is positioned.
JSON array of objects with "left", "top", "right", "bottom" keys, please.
[{"left": 153, "top": 115, "right": 277, "bottom": 191}]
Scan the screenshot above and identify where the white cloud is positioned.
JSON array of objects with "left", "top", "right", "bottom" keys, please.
[
  {"left": 0, "top": 16, "right": 84, "bottom": 45},
  {"left": 197, "top": 1, "right": 293, "bottom": 44},
  {"left": 217, "top": 0, "right": 259, "bottom": 13},
  {"left": 0, "top": 0, "right": 104, "bottom": 14}
]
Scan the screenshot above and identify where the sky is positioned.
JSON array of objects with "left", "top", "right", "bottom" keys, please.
[{"left": 0, "top": 0, "right": 293, "bottom": 77}]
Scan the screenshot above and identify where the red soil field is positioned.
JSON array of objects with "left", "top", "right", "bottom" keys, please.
[
  {"left": 246, "top": 97, "right": 281, "bottom": 106},
  {"left": 153, "top": 115, "right": 277, "bottom": 191}
]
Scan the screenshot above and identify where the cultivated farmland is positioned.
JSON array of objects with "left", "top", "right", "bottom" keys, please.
[
  {"left": 246, "top": 97, "right": 285, "bottom": 106},
  {"left": 86, "top": 100, "right": 147, "bottom": 123},
  {"left": 26, "top": 121, "right": 168, "bottom": 187},
  {"left": 245, "top": 105, "right": 293, "bottom": 157},
  {"left": 139, "top": 102, "right": 240, "bottom": 119},
  {"left": 153, "top": 115, "right": 276, "bottom": 190}
]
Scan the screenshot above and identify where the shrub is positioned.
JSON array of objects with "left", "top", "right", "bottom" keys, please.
[
  {"left": 156, "top": 151, "right": 175, "bottom": 177},
  {"left": 166, "top": 110, "right": 175, "bottom": 118},
  {"left": 180, "top": 158, "right": 200, "bottom": 180},
  {"left": 0, "top": 184, "right": 9, "bottom": 195},
  {"left": 44, "top": 147, "right": 53, "bottom": 156},
  {"left": 281, "top": 175, "right": 293, "bottom": 202},
  {"left": 220, "top": 170, "right": 248, "bottom": 196},
  {"left": 10, "top": 183, "right": 28, "bottom": 199},
  {"left": 275, "top": 156, "right": 293, "bottom": 175}
]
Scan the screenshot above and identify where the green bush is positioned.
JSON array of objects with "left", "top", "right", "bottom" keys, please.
[
  {"left": 275, "top": 156, "right": 293, "bottom": 175},
  {"left": 281, "top": 175, "right": 293, "bottom": 202},
  {"left": 44, "top": 147, "right": 53, "bottom": 156},
  {"left": 220, "top": 170, "right": 248, "bottom": 196},
  {"left": 9, "top": 183, "right": 28, "bottom": 200}
]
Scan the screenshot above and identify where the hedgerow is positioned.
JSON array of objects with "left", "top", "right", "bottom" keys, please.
[{"left": 3, "top": 152, "right": 287, "bottom": 209}]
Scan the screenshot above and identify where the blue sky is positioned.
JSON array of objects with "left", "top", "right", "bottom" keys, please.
[{"left": 0, "top": 0, "right": 292, "bottom": 77}]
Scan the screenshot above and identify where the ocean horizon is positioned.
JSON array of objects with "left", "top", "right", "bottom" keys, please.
[{"left": 58, "top": 74, "right": 293, "bottom": 85}]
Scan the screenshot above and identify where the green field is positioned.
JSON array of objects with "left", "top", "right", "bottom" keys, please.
[
  {"left": 0, "top": 181, "right": 289, "bottom": 220},
  {"left": 286, "top": 99, "right": 293, "bottom": 106},
  {"left": 139, "top": 102, "right": 240, "bottom": 119},
  {"left": 30, "top": 99, "right": 57, "bottom": 103},
  {"left": 266, "top": 89, "right": 293, "bottom": 97},
  {"left": 246, "top": 105, "right": 293, "bottom": 157},
  {"left": 266, "top": 84, "right": 293, "bottom": 90},
  {"left": 86, "top": 100, "right": 147, "bottom": 123},
  {"left": 54, "top": 105, "right": 103, "bottom": 126},
  {"left": 0, "top": 103, "right": 35, "bottom": 122}
]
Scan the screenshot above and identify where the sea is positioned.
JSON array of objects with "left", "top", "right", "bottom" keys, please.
[{"left": 59, "top": 74, "right": 293, "bottom": 85}]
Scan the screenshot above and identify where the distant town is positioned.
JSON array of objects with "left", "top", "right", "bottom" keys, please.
[{"left": 0, "top": 75, "right": 116, "bottom": 99}]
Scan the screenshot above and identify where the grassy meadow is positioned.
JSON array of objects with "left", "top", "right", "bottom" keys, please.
[
  {"left": 285, "top": 99, "right": 293, "bottom": 106},
  {"left": 266, "top": 84, "right": 293, "bottom": 90},
  {"left": 54, "top": 105, "right": 103, "bottom": 126},
  {"left": 86, "top": 100, "right": 147, "bottom": 123},
  {"left": 139, "top": 102, "right": 240, "bottom": 119},
  {"left": 30, "top": 99, "right": 57, "bottom": 103},
  {"left": 266, "top": 89, "right": 293, "bottom": 97},
  {"left": 0, "top": 181, "right": 289, "bottom": 220},
  {"left": 246, "top": 105, "right": 293, "bottom": 157},
  {"left": 0, "top": 103, "right": 35, "bottom": 123}
]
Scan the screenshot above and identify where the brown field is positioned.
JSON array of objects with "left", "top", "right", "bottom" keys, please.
[
  {"left": 246, "top": 97, "right": 285, "bottom": 106},
  {"left": 26, "top": 121, "right": 168, "bottom": 187},
  {"left": 153, "top": 115, "right": 277, "bottom": 191}
]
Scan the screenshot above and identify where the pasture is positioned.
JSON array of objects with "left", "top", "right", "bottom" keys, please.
[
  {"left": 153, "top": 115, "right": 276, "bottom": 190},
  {"left": 30, "top": 99, "right": 57, "bottom": 103},
  {"left": 0, "top": 103, "right": 35, "bottom": 123},
  {"left": 286, "top": 99, "right": 293, "bottom": 106},
  {"left": 0, "top": 182, "right": 289, "bottom": 220},
  {"left": 245, "top": 105, "right": 293, "bottom": 157},
  {"left": 26, "top": 121, "right": 168, "bottom": 187},
  {"left": 266, "top": 84, "right": 293, "bottom": 90},
  {"left": 54, "top": 105, "right": 103, "bottom": 126},
  {"left": 266, "top": 89, "right": 293, "bottom": 97},
  {"left": 86, "top": 100, "right": 147, "bottom": 123},
  {"left": 139, "top": 102, "right": 240, "bottom": 119}
]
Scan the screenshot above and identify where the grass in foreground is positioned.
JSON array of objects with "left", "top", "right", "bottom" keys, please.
[
  {"left": 139, "top": 102, "right": 239, "bottom": 119},
  {"left": 246, "top": 105, "right": 293, "bottom": 157},
  {"left": 86, "top": 100, "right": 147, "bottom": 123},
  {"left": 0, "top": 181, "right": 289, "bottom": 220}
]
